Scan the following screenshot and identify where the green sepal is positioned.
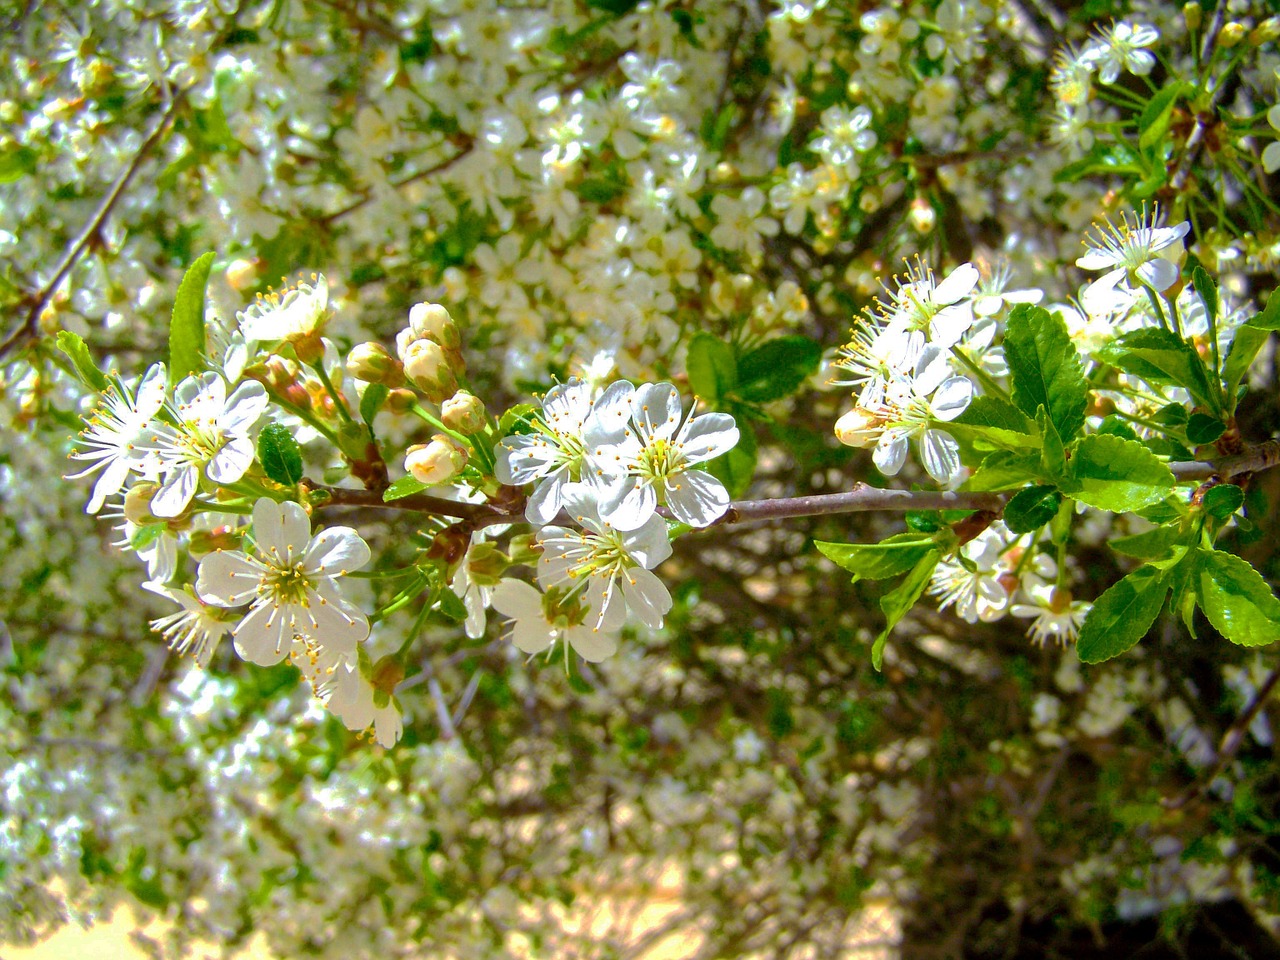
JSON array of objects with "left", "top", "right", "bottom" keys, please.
[
  {"left": 360, "top": 384, "right": 388, "bottom": 427},
  {"left": 168, "top": 251, "right": 216, "bottom": 387}
]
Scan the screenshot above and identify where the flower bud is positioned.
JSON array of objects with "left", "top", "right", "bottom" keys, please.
[
  {"left": 225, "top": 258, "right": 259, "bottom": 292},
  {"left": 441, "top": 391, "right": 486, "bottom": 433},
  {"left": 386, "top": 388, "right": 417, "bottom": 414},
  {"left": 405, "top": 434, "right": 468, "bottom": 486},
  {"left": 124, "top": 482, "right": 160, "bottom": 525},
  {"left": 347, "top": 341, "right": 405, "bottom": 387},
  {"left": 1250, "top": 17, "right": 1279, "bottom": 45},
  {"left": 908, "top": 198, "right": 936, "bottom": 234},
  {"left": 189, "top": 526, "right": 243, "bottom": 556},
  {"left": 1183, "top": 2, "right": 1202, "bottom": 31},
  {"left": 834, "top": 406, "right": 885, "bottom": 448},
  {"left": 402, "top": 339, "right": 457, "bottom": 402},
  {"left": 1217, "top": 22, "right": 1245, "bottom": 47},
  {"left": 408, "top": 302, "right": 461, "bottom": 350}
]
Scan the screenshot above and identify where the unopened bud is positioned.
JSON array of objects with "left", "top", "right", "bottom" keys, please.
[
  {"left": 408, "top": 302, "right": 461, "bottom": 350},
  {"left": 426, "top": 524, "right": 470, "bottom": 566},
  {"left": 405, "top": 434, "right": 468, "bottom": 486},
  {"left": 402, "top": 339, "right": 457, "bottom": 402},
  {"left": 124, "top": 482, "right": 161, "bottom": 525},
  {"left": 464, "top": 541, "right": 509, "bottom": 586},
  {"left": 1250, "top": 17, "right": 1279, "bottom": 45},
  {"left": 507, "top": 533, "right": 541, "bottom": 566},
  {"left": 292, "top": 330, "right": 326, "bottom": 365},
  {"left": 834, "top": 406, "right": 885, "bottom": 448},
  {"left": 1183, "top": 2, "right": 1202, "bottom": 31},
  {"left": 386, "top": 388, "right": 417, "bottom": 414},
  {"left": 189, "top": 526, "right": 242, "bottom": 556},
  {"left": 1217, "top": 22, "right": 1245, "bottom": 47},
  {"left": 347, "top": 341, "right": 405, "bottom": 387},
  {"left": 908, "top": 198, "right": 936, "bottom": 234},
  {"left": 441, "top": 391, "right": 486, "bottom": 433},
  {"left": 225, "top": 258, "right": 259, "bottom": 292}
]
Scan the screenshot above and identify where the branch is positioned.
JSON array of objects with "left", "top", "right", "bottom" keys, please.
[
  {"left": 314, "top": 136, "right": 475, "bottom": 227},
  {"left": 1168, "top": 0, "right": 1231, "bottom": 194},
  {"left": 1168, "top": 439, "right": 1280, "bottom": 482},
  {"left": 0, "top": 91, "right": 185, "bottom": 363},
  {"left": 715, "top": 486, "right": 1006, "bottom": 526}
]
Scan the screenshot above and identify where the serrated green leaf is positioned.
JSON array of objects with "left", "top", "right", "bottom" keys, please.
[
  {"left": 686, "top": 332, "right": 737, "bottom": 405},
  {"left": 1077, "top": 564, "right": 1170, "bottom": 663},
  {"left": 1197, "top": 550, "right": 1280, "bottom": 646},
  {"left": 1201, "top": 483, "right": 1244, "bottom": 521},
  {"left": 1191, "top": 265, "right": 1217, "bottom": 327},
  {"left": 815, "top": 533, "right": 937, "bottom": 582},
  {"left": 733, "top": 336, "right": 822, "bottom": 403},
  {"left": 1068, "top": 433, "right": 1175, "bottom": 512},
  {"left": 871, "top": 550, "right": 939, "bottom": 670},
  {"left": 257, "top": 421, "right": 304, "bottom": 485},
  {"left": 383, "top": 475, "right": 429, "bottom": 501},
  {"left": 1004, "top": 304, "right": 1088, "bottom": 440},
  {"left": 1038, "top": 407, "right": 1066, "bottom": 480},
  {"left": 1185, "top": 412, "right": 1225, "bottom": 445},
  {"left": 169, "top": 252, "right": 216, "bottom": 386},
  {"left": 1004, "top": 485, "right": 1062, "bottom": 534},
  {"left": 1244, "top": 290, "right": 1280, "bottom": 331},
  {"left": 1100, "top": 327, "right": 1221, "bottom": 415},
  {"left": 967, "top": 451, "right": 1043, "bottom": 491},
  {"left": 55, "top": 331, "right": 110, "bottom": 392},
  {"left": 1110, "top": 522, "right": 1187, "bottom": 560}
]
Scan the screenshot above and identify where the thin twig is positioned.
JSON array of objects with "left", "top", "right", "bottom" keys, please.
[
  {"left": 715, "top": 487, "right": 1007, "bottom": 526},
  {"left": 1164, "top": 663, "right": 1280, "bottom": 810},
  {"left": 0, "top": 91, "right": 186, "bottom": 362},
  {"left": 314, "top": 137, "right": 475, "bottom": 227},
  {"left": 1169, "top": 0, "right": 1229, "bottom": 194}
]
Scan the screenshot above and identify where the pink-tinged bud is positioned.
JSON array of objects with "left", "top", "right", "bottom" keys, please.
[
  {"left": 347, "top": 341, "right": 405, "bottom": 387},
  {"left": 402, "top": 339, "right": 457, "bottom": 403},
  {"left": 834, "top": 406, "right": 885, "bottom": 448},
  {"left": 124, "top": 482, "right": 160, "bottom": 525},
  {"left": 405, "top": 434, "right": 468, "bottom": 485},
  {"left": 908, "top": 198, "right": 936, "bottom": 234},
  {"left": 225, "top": 258, "right": 259, "bottom": 292},
  {"left": 441, "top": 390, "right": 486, "bottom": 433},
  {"left": 408, "top": 302, "right": 461, "bottom": 350}
]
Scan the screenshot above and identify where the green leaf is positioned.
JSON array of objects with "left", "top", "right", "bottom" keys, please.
[
  {"left": 1004, "top": 485, "right": 1063, "bottom": 534},
  {"left": 383, "top": 475, "right": 429, "bottom": 501},
  {"left": 815, "top": 533, "right": 937, "bottom": 582},
  {"left": 1201, "top": 483, "right": 1244, "bottom": 521},
  {"left": 1244, "top": 290, "right": 1280, "bottom": 331},
  {"left": 968, "top": 451, "right": 1043, "bottom": 491},
  {"left": 686, "top": 332, "right": 737, "bottom": 406},
  {"left": 1222, "top": 325, "right": 1268, "bottom": 412},
  {"left": 1197, "top": 550, "right": 1280, "bottom": 647},
  {"left": 947, "top": 395, "right": 1037, "bottom": 451},
  {"left": 1110, "top": 522, "right": 1187, "bottom": 560},
  {"left": 1004, "top": 304, "right": 1088, "bottom": 440},
  {"left": 1077, "top": 565, "right": 1171, "bottom": 663},
  {"left": 1100, "top": 327, "right": 1221, "bottom": 415},
  {"left": 1038, "top": 407, "right": 1067, "bottom": 480},
  {"left": 871, "top": 550, "right": 940, "bottom": 670},
  {"left": 1191, "top": 265, "right": 1218, "bottom": 330},
  {"left": 1138, "top": 81, "right": 1187, "bottom": 152},
  {"left": 0, "top": 146, "right": 37, "bottom": 183},
  {"left": 168, "top": 251, "right": 216, "bottom": 386},
  {"left": 435, "top": 587, "right": 468, "bottom": 623},
  {"left": 707, "top": 414, "right": 755, "bottom": 498},
  {"left": 734, "top": 336, "right": 822, "bottom": 403},
  {"left": 55, "top": 331, "right": 110, "bottom": 392},
  {"left": 257, "top": 422, "right": 304, "bottom": 486},
  {"left": 360, "top": 384, "right": 388, "bottom": 427},
  {"left": 1185, "top": 412, "right": 1225, "bottom": 445},
  {"left": 1067, "top": 433, "right": 1175, "bottom": 512}
]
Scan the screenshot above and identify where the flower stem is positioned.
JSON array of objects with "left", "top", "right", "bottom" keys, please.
[{"left": 311, "top": 361, "right": 356, "bottom": 427}]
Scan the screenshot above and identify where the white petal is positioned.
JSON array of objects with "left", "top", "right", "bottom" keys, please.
[
  {"left": 633, "top": 382, "right": 682, "bottom": 441},
  {"left": 512, "top": 618, "right": 555, "bottom": 655},
  {"left": 206, "top": 435, "right": 254, "bottom": 484},
  {"left": 525, "top": 470, "right": 568, "bottom": 525},
  {"left": 930, "top": 377, "right": 974, "bottom": 421},
  {"left": 151, "top": 465, "right": 198, "bottom": 518},
  {"left": 302, "top": 581, "right": 369, "bottom": 657},
  {"left": 219, "top": 380, "right": 268, "bottom": 432},
  {"left": 623, "top": 514, "right": 673, "bottom": 568},
  {"left": 491, "top": 579, "right": 544, "bottom": 620},
  {"left": 621, "top": 566, "right": 672, "bottom": 628},
  {"left": 567, "top": 625, "right": 617, "bottom": 662},
  {"left": 253, "top": 498, "right": 311, "bottom": 563},
  {"left": 598, "top": 478, "right": 657, "bottom": 532},
  {"left": 1263, "top": 141, "right": 1280, "bottom": 175},
  {"left": 873, "top": 430, "right": 909, "bottom": 476},
  {"left": 197, "top": 550, "right": 267, "bottom": 606},
  {"left": 304, "top": 526, "right": 371, "bottom": 576},
  {"left": 584, "top": 380, "right": 635, "bottom": 444},
  {"left": 933, "top": 263, "right": 979, "bottom": 305},
  {"left": 679, "top": 414, "right": 739, "bottom": 463},
  {"left": 920, "top": 429, "right": 961, "bottom": 484},
  {"left": 1137, "top": 258, "right": 1179, "bottom": 291},
  {"left": 665, "top": 470, "right": 730, "bottom": 527},
  {"left": 231, "top": 599, "right": 293, "bottom": 665}
]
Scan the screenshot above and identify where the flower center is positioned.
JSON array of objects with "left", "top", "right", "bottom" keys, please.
[
  {"left": 636, "top": 436, "right": 683, "bottom": 483},
  {"left": 269, "top": 564, "right": 313, "bottom": 606}
]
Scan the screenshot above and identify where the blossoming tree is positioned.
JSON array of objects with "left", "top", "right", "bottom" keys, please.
[{"left": 4, "top": 0, "right": 1280, "bottom": 956}]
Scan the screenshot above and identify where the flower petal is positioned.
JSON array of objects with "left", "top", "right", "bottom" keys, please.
[
  {"left": 303, "top": 526, "right": 371, "bottom": 576},
  {"left": 253, "top": 498, "right": 311, "bottom": 564},
  {"left": 197, "top": 550, "right": 267, "bottom": 606},
  {"left": 633, "top": 382, "right": 682, "bottom": 441},
  {"left": 231, "top": 598, "right": 293, "bottom": 665},
  {"left": 567, "top": 625, "right": 617, "bottom": 662},
  {"left": 621, "top": 566, "right": 672, "bottom": 628},
  {"left": 679, "top": 413, "right": 739, "bottom": 463},
  {"left": 665, "top": 470, "right": 730, "bottom": 527}
]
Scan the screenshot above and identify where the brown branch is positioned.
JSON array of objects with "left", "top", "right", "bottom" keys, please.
[
  {"left": 314, "top": 136, "right": 476, "bottom": 227},
  {"left": 1164, "top": 663, "right": 1280, "bottom": 811},
  {"left": 1169, "top": 0, "right": 1231, "bottom": 194},
  {"left": 308, "top": 480, "right": 496, "bottom": 520},
  {"left": 715, "top": 486, "right": 1007, "bottom": 526},
  {"left": 1168, "top": 439, "right": 1280, "bottom": 482},
  {"left": 0, "top": 91, "right": 185, "bottom": 363}
]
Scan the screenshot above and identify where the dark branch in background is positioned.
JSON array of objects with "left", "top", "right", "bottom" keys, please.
[
  {"left": 1168, "top": 0, "right": 1230, "bottom": 194},
  {"left": 310, "top": 440, "right": 1280, "bottom": 528},
  {"left": 0, "top": 91, "right": 186, "bottom": 363},
  {"left": 315, "top": 136, "right": 477, "bottom": 227}
]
